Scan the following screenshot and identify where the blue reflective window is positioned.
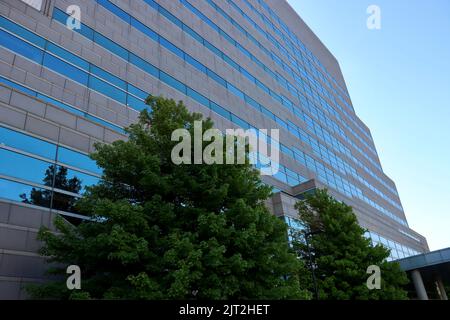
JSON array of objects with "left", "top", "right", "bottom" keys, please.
[
  {"left": 0, "top": 30, "right": 43, "bottom": 63},
  {"left": 219, "top": 29, "right": 235, "bottom": 45},
  {"left": 127, "top": 95, "right": 148, "bottom": 112},
  {"left": 143, "top": 0, "right": 159, "bottom": 11},
  {"left": 57, "top": 147, "right": 102, "bottom": 175},
  {"left": 185, "top": 55, "right": 206, "bottom": 74},
  {"left": 159, "top": 71, "right": 186, "bottom": 94},
  {"left": 0, "top": 17, "right": 46, "bottom": 48},
  {"left": 52, "top": 8, "right": 94, "bottom": 40},
  {"left": 287, "top": 175, "right": 299, "bottom": 187},
  {"left": 275, "top": 117, "right": 288, "bottom": 130},
  {"left": 206, "top": 70, "right": 226, "bottom": 88},
  {"left": 186, "top": 88, "right": 209, "bottom": 107},
  {"left": 280, "top": 144, "right": 292, "bottom": 157},
  {"left": 37, "top": 93, "right": 84, "bottom": 116},
  {"left": 129, "top": 53, "right": 159, "bottom": 78},
  {"left": 90, "top": 65, "right": 126, "bottom": 90},
  {"left": 159, "top": 37, "right": 184, "bottom": 59},
  {"left": 43, "top": 53, "right": 88, "bottom": 85},
  {"left": 210, "top": 102, "right": 230, "bottom": 120},
  {"left": 223, "top": 55, "right": 239, "bottom": 71},
  {"left": 270, "top": 91, "right": 283, "bottom": 105},
  {"left": 84, "top": 114, "right": 125, "bottom": 134},
  {"left": 0, "top": 178, "right": 51, "bottom": 208},
  {"left": 128, "top": 84, "right": 149, "bottom": 100},
  {"left": 240, "top": 68, "right": 255, "bottom": 83},
  {"left": 88, "top": 75, "right": 127, "bottom": 104},
  {"left": 274, "top": 171, "right": 287, "bottom": 184},
  {"left": 204, "top": 40, "right": 222, "bottom": 58},
  {"left": 255, "top": 79, "right": 269, "bottom": 95},
  {"left": 261, "top": 107, "right": 275, "bottom": 120},
  {"left": 0, "top": 76, "right": 36, "bottom": 96},
  {"left": 97, "top": 0, "right": 131, "bottom": 24},
  {"left": 130, "top": 18, "right": 158, "bottom": 42},
  {"left": 0, "top": 148, "right": 53, "bottom": 184},
  {"left": 244, "top": 96, "right": 261, "bottom": 111},
  {"left": 236, "top": 44, "right": 251, "bottom": 59},
  {"left": 45, "top": 42, "right": 89, "bottom": 71},
  {"left": 0, "top": 126, "right": 57, "bottom": 160},
  {"left": 227, "top": 83, "right": 244, "bottom": 100},
  {"left": 182, "top": 24, "right": 203, "bottom": 44},
  {"left": 231, "top": 114, "right": 249, "bottom": 129},
  {"left": 158, "top": 6, "right": 182, "bottom": 27},
  {"left": 93, "top": 32, "right": 129, "bottom": 60}
]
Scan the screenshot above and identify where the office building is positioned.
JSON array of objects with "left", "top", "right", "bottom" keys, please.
[{"left": 0, "top": 0, "right": 428, "bottom": 298}]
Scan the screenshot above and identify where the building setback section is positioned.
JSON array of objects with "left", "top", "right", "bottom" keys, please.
[{"left": 0, "top": 0, "right": 428, "bottom": 298}]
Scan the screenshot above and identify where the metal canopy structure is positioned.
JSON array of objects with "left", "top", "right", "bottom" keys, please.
[{"left": 397, "top": 247, "right": 450, "bottom": 300}]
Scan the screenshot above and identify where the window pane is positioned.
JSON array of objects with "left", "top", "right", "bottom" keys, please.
[
  {"left": 159, "top": 37, "right": 184, "bottom": 59},
  {"left": 93, "top": 32, "right": 129, "bottom": 60},
  {"left": 206, "top": 69, "right": 226, "bottom": 87},
  {"left": 0, "top": 148, "right": 53, "bottom": 185},
  {"left": 0, "top": 76, "right": 36, "bottom": 96},
  {"left": 52, "top": 8, "right": 94, "bottom": 40},
  {"left": 0, "top": 30, "right": 43, "bottom": 63},
  {"left": 0, "top": 178, "right": 51, "bottom": 208},
  {"left": 54, "top": 165, "right": 100, "bottom": 194},
  {"left": 36, "top": 93, "right": 84, "bottom": 117},
  {"left": 127, "top": 95, "right": 148, "bottom": 112},
  {"left": 158, "top": 6, "right": 182, "bottom": 27},
  {"left": 182, "top": 24, "right": 203, "bottom": 44},
  {"left": 57, "top": 147, "right": 102, "bottom": 175},
  {"left": 185, "top": 55, "right": 206, "bottom": 74},
  {"left": 88, "top": 75, "right": 126, "bottom": 104},
  {"left": 187, "top": 88, "right": 209, "bottom": 107},
  {"left": 0, "top": 16, "right": 46, "bottom": 48},
  {"left": 130, "top": 17, "right": 159, "bottom": 42},
  {"left": 129, "top": 53, "right": 159, "bottom": 78},
  {"left": 159, "top": 71, "right": 186, "bottom": 94},
  {"left": 46, "top": 42, "right": 89, "bottom": 70},
  {"left": 128, "top": 84, "right": 149, "bottom": 100},
  {"left": 0, "top": 126, "right": 57, "bottom": 160},
  {"left": 227, "top": 83, "right": 244, "bottom": 100},
  {"left": 43, "top": 53, "right": 88, "bottom": 85},
  {"left": 90, "top": 65, "right": 126, "bottom": 89},
  {"left": 210, "top": 102, "right": 230, "bottom": 120},
  {"left": 97, "top": 0, "right": 131, "bottom": 24},
  {"left": 204, "top": 40, "right": 222, "bottom": 58},
  {"left": 230, "top": 114, "right": 249, "bottom": 129},
  {"left": 51, "top": 191, "right": 80, "bottom": 213}
]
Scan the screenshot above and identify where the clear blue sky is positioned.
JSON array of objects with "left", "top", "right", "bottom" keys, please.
[{"left": 287, "top": 0, "right": 450, "bottom": 250}]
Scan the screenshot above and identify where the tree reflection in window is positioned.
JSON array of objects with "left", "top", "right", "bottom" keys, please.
[{"left": 20, "top": 165, "right": 82, "bottom": 213}]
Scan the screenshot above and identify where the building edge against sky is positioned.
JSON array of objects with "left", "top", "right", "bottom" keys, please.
[{"left": 0, "top": 0, "right": 428, "bottom": 298}]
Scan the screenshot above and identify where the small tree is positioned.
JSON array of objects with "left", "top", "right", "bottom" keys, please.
[
  {"left": 293, "top": 189, "right": 409, "bottom": 300},
  {"left": 29, "top": 96, "right": 310, "bottom": 300}
]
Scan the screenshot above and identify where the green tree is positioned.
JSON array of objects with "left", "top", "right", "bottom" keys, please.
[
  {"left": 29, "top": 96, "right": 310, "bottom": 300},
  {"left": 293, "top": 189, "right": 409, "bottom": 300}
]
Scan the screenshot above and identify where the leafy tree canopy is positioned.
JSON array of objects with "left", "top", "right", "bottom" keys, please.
[
  {"left": 293, "top": 189, "right": 409, "bottom": 300},
  {"left": 30, "top": 96, "right": 310, "bottom": 300}
]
